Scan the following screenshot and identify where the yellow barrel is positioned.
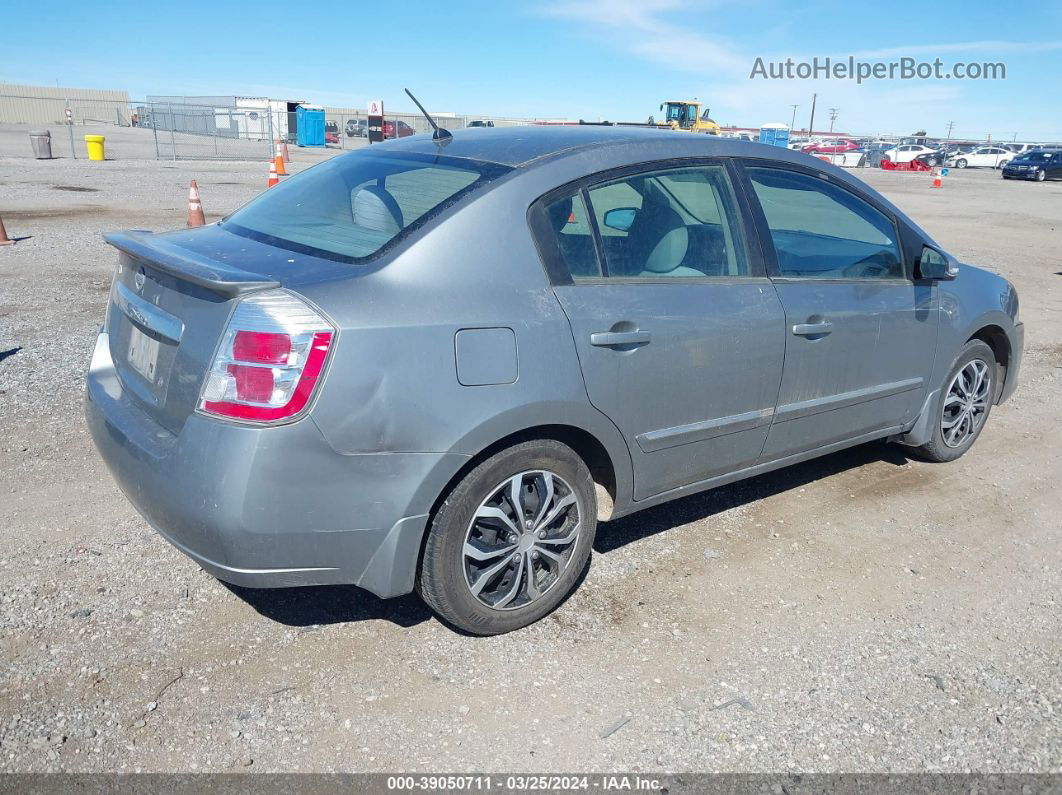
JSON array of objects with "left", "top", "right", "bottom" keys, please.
[{"left": 84, "top": 135, "right": 106, "bottom": 161}]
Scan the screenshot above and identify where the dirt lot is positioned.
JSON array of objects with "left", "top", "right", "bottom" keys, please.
[{"left": 0, "top": 130, "right": 1059, "bottom": 774}]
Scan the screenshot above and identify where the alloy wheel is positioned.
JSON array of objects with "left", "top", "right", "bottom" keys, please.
[
  {"left": 463, "top": 470, "right": 581, "bottom": 611},
  {"left": 941, "top": 359, "right": 991, "bottom": 448}
]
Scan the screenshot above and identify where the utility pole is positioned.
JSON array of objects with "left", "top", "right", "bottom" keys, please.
[
  {"left": 945, "top": 120, "right": 954, "bottom": 143},
  {"left": 808, "top": 93, "right": 817, "bottom": 138},
  {"left": 828, "top": 108, "right": 838, "bottom": 133},
  {"left": 789, "top": 104, "right": 799, "bottom": 131}
]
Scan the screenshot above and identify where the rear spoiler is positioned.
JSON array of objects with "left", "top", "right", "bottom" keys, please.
[{"left": 104, "top": 230, "right": 280, "bottom": 298}]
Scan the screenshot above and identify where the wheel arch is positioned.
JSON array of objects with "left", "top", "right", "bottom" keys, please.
[
  {"left": 407, "top": 417, "right": 632, "bottom": 598},
  {"left": 428, "top": 418, "right": 631, "bottom": 526},
  {"left": 966, "top": 323, "right": 1010, "bottom": 402}
]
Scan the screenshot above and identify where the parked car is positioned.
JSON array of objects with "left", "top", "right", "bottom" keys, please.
[
  {"left": 325, "top": 131, "right": 340, "bottom": 144},
  {"left": 467, "top": 120, "right": 496, "bottom": 128},
  {"left": 802, "top": 138, "right": 859, "bottom": 154},
  {"left": 808, "top": 151, "right": 867, "bottom": 168},
  {"left": 882, "top": 144, "right": 937, "bottom": 163},
  {"left": 87, "top": 128, "right": 1023, "bottom": 635},
  {"left": 947, "top": 146, "right": 1012, "bottom": 169},
  {"left": 384, "top": 120, "right": 415, "bottom": 138},
  {"left": 1001, "top": 149, "right": 1062, "bottom": 181},
  {"left": 913, "top": 146, "right": 971, "bottom": 168},
  {"left": 861, "top": 142, "right": 895, "bottom": 168},
  {"left": 345, "top": 118, "right": 367, "bottom": 138},
  {"left": 1002, "top": 143, "right": 1039, "bottom": 155}
]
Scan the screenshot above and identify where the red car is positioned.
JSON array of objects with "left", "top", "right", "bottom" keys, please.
[
  {"left": 383, "top": 120, "right": 415, "bottom": 138},
  {"left": 802, "top": 138, "right": 859, "bottom": 154}
]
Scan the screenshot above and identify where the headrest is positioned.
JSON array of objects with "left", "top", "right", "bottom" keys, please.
[
  {"left": 642, "top": 226, "right": 689, "bottom": 273},
  {"left": 352, "top": 185, "right": 403, "bottom": 235}
]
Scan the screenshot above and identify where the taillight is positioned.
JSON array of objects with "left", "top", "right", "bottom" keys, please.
[{"left": 197, "top": 290, "right": 335, "bottom": 424}]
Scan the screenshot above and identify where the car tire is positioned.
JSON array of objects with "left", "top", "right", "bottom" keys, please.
[
  {"left": 997, "top": 161, "right": 1009, "bottom": 169},
  {"left": 910, "top": 340, "right": 996, "bottom": 464},
  {"left": 1036, "top": 170, "right": 1046, "bottom": 182},
  {"left": 417, "top": 439, "right": 597, "bottom": 635},
  {"left": 955, "top": 159, "right": 968, "bottom": 169}
]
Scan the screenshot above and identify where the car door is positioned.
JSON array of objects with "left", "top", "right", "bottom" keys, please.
[
  {"left": 1051, "top": 153, "right": 1062, "bottom": 178},
  {"left": 531, "top": 161, "right": 786, "bottom": 500},
  {"left": 737, "top": 162, "right": 939, "bottom": 460}
]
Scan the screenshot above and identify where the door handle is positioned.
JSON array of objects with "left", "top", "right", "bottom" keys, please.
[
  {"left": 792, "top": 321, "right": 833, "bottom": 336},
  {"left": 590, "top": 330, "right": 651, "bottom": 347}
]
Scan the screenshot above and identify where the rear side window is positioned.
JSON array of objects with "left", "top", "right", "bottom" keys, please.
[
  {"left": 747, "top": 167, "right": 904, "bottom": 280},
  {"left": 541, "top": 192, "right": 602, "bottom": 278},
  {"left": 224, "top": 151, "right": 510, "bottom": 262},
  {"left": 533, "top": 164, "right": 749, "bottom": 281},
  {"left": 586, "top": 166, "right": 748, "bottom": 278}
]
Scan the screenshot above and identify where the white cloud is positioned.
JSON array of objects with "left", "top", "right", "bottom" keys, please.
[
  {"left": 540, "top": 0, "right": 748, "bottom": 73},
  {"left": 537, "top": 2, "right": 1062, "bottom": 137},
  {"left": 854, "top": 40, "right": 1062, "bottom": 59}
]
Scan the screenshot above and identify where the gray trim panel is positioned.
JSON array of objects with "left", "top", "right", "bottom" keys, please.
[
  {"left": 636, "top": 407, "right": 774, "bottom": 453},
  {"left": 774, "top": 377, "right": 924, "bottom": 423}
]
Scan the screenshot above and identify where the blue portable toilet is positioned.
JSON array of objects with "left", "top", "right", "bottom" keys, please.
[
  {"left": 759, "top": 123, "right": 790, "bottom": 148},
  {"left": 296, "top": 104, "right": 326, "bottom": 146}
]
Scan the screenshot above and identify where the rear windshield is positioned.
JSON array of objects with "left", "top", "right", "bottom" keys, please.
[{"left": 223, "top": 150, "right": 511, "bottom": 262}]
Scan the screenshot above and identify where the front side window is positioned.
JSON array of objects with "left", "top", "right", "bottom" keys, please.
[
  {"left": 747, "top": 167, "right": 904, "bottom": 280},
  {"left": 225, "top": 151, "right": 510, "bottom": 262},
  {"left": 584, "top": 165, "right": 749, "bottom": 279}
]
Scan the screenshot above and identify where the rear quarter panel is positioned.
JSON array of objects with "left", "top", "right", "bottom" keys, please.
[{"left": 297, "top": 168, "right": 636, "bottom": 512}]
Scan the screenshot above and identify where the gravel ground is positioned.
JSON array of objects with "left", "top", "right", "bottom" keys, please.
[{"left": 0, "top": 130, "right": 1059, "bottom": 774}]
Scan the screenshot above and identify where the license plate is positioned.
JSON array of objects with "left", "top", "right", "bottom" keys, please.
[{"left": 127, "top": 325, "right": 161, "bottom": 383}]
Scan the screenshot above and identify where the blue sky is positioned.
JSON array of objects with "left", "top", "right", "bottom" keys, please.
[{"left": 3, "top": 0, "right": 1061, "bottom": 139}]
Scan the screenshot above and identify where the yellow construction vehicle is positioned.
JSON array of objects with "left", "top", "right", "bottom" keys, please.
[{"left": 649, "top": 100, "right": 720, "bottom": 135}]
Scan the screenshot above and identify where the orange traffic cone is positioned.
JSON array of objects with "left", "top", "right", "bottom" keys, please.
[
  {"left": 931, "top": 168, "right": 943, "bottom": 189},
  {"left": 274, "top": 151, "right": 287, "bottom": 177},
  {"left": 187, "top": 180, "right": 206, "bottom": 227},
  {"left": 0, "top": 215, "right": 13, "bottom": 246},
  {"left": 267, "top": 161, "right": 279, "bottom": 188}
]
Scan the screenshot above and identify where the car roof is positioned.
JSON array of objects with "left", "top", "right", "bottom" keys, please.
[{"left": 372, "top": 125, "right": 687, "bottom": 167}]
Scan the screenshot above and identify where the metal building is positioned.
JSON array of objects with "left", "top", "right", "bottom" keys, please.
[{"left": 0, "top": 83, "right": 132, "bottom": 125}]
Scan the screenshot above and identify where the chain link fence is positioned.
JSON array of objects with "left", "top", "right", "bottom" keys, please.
[
  {"left": 8, "top": 91, "right": 1058, "bottom": 162},
  {"left": 141, "top": 103, "right": 276, "bottom": 161}
]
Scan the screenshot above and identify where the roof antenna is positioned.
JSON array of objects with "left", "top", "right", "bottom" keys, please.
[{"left": 404, "top": 88, "right": 452, "bottom": 144}]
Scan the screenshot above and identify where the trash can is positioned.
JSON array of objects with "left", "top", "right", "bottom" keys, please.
[
  {"left": 84, "top": 135, "right": 106, "bottom": 161},
  {"left": 29, "top": 130, "right": 53, "bottom": 159}
]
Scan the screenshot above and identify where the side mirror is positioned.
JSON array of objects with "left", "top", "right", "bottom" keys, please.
[
  {"left": 917, "top": 245, "right": 959, "bottom": 281},
  {"left": 603, "top": 207, "right": 637, "bottom": 232}
]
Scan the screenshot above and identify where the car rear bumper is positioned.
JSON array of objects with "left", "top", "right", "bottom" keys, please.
[{"left": 85, "top": 332, "right": 464, "bottom": 597}]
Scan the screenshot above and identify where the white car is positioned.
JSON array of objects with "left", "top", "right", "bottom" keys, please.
[
  {"left": 807, "top": 151, "right": 867, "bottom": 168},
  {"left": 1003, "top": 143, "right": 1039, "bottom": 156},
  {"left": 947, "top": 146, "right": 1012, "bottom": 169},
  {"left": 882, "top": 144, "right": 937, "bottom": 163}
]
